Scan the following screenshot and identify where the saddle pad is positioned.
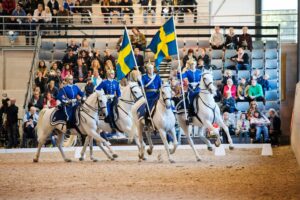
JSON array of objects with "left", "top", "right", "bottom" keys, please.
[
  {"left": 50, "top": 108, "right": 67, "bottom": 126},
  {"left": 137, "top": 103, "right": 147, "bottom": 120}
]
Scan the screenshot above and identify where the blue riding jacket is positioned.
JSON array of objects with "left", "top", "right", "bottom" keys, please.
[{"left": 141, "top": 73, "right": 162, "bottom": 110}]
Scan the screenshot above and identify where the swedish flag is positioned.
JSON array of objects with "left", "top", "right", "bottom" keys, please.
[
  {"left": 147, "top": 17, "right": 178, "bottom": 70},
  {"left": 116, "top": 29, "right": 136, "bottom": 80}
]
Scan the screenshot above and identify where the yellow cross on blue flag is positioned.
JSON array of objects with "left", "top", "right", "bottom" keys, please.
[
  {"left": 116, "top": 29, "right": 136, "bottom": 80},
  {"left": 147, "top": 17, "right": 178, "bottom": 70}
]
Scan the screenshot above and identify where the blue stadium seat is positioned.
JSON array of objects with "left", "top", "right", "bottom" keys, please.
[
  {"left": 253, "top": 41, "right": 264, "bottom": 49},
  {"left": 265, "top": 90, "right": 279, "bottom": 101},
  {"left": 265, "top": 101, "right": 280, "bottom": 111},
  {"left": 236, "top": 102, "right": 250, "bottom": 112},
  {"left": 211, "top": 50, "right": 223, "bottom": 59},
  {"left": 53, "top": 51, "right": 65, "bottom": 60},
  {"left": 251, "top": 59, "right": 264, "bottom": 69},
  {"left": 237, "top": 70, "right": 250, "bottom": 80},
  {"left": 265, "top": 59, "right": 278, "bottom": 69},
  {"left": 265, "top": 69, "right": 279, "bottom": 80},
  {"left": 257, "top": 101, "right": 265, "bottom": 111},
  {"left": 41, "top": 41, "right": 53, "bottom": 51},
  {"left": 252, "top": 49, "right": 264, "bottom": 59},
  {"left": 39, "top": 51, "right": 52, "bottom": 61},
  {"left": 224, "top": 59, "right": 236, "bottom": 69},
  {"left": 54, "top": 41, "right": 67, "bottom": 51},
  {"left": 212, "top": 70, "right": 223, "bottom": 80},
  {"left": 185, "top": 39, "right": 198, "bottom": 48},
  {"left": 268, "top": 80, "right": 279, "bottom": 90},
  {"left": 265, "top": 40, "right": 278, "bottom": 49},
  {"left": 210, "top": 59, "right": 223, "bottom": 70},
  {"left": 244, "top": 50, "right": 251, "bottom": 59},
  {"left": 224, "top": 49, "right": 236, "bottom": 59},
  {"left": 265, "top": 49, "right": 278, "bottom": 59}
]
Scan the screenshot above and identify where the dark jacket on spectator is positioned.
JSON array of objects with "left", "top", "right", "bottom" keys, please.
[
  {"left": 225, "top": 34, "right": 238, "bottom": 49},
  {"left": 73, "top": 65, "right": 88, "bottom": 83},
  {"left": 221, "top": 97, "right": 237, "bottom": 113},
  {"left": 29, "top": 96, "right": 43, "bottom": 110},
  {"left": 2, "top": 0, "right": 16, "bottom": 15},
  {"left": 239, "top": 33, "right": 253, "bottom": 51},
  {"left": 34, "top": 76, "right": 47, "bottom": 94},
  {"left": 119, "top": 0, "right": 134, "bottom": 13},
  {"left": 182, "top": 55, "right": 197, "bottom": 68},
  {"left": 6, "top": 104, "right": 18, "bottom": 126},
  {"left": 230, "top": 53, "right": 249, "bottom": 65},
  {"left": 47, "top": 0, "right": 59, "bottom": 14},
  {"left": 141, "top": 0, "right": 156, "bottom": 12},
  {"left": 62, "top": 53, "right": 77, "bottom": 68},
  {"left": 45, "top": 86, "right": 59, "bottom": 98},
  {"left": 135, "top": 54, "right": 144, "bottom": 70}
]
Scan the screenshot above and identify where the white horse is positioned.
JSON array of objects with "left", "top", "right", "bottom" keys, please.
[
  {"left": 33, "top": 90, "right": 115, "bottom": 162},
  {"left": 66, "top": 81, "right": 145, "bottom": 161},
  {"left": 176, "top": 68, "right": 234, "bottom": 161},
  {"left": 132, "top": 82, "right": 178, "bottom": 163}
]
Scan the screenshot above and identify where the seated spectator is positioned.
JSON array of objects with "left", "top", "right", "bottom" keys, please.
[
  {"left": 225, "top": 27, "right": 238, "bottom": 50},
  {"left": 68, "top": 40, "right": 79, "bottom": 52},
  {"left": 73, "top": 58, "right": 88, "bottom": 83},
  {"left": 35, "top": 71, "right": 47, "bottom": 94},
  {"left": 223, "top": 78, "right": 237, "bottom": 99},
  {"left": 103, "top": 49, "right": 116, "bottom": 67},
  {"left": 24, "top": 0, "right": 44, "bottom": 15},
  {"left": 214, "top": 84, "right": 223, "bottom": 103},
  {"left": 24, "top": 13, "right": 37, "bottom": 46},
  {"left": 247, "top": 100, "right": 258, "bottom": 120},
  {"left": 91, "top": 69, "right": 102, "bottom": 88},
  {"left": 47, "top": 0, "right": 59, "bottom": 15},
  {"left": 79, "top": 50, "right": 91, "bottom": 68},
  {"left": 103, "top": 60, "right": 115, "bottom": 78},
  {"left": 236, "top": 112, "right": 250, "bottom": 143},
  {"left": 45, "top": 80, "right": 59, "bottom": 98},
  {"left": 259, "top": 74, "right": 270, "bottom": 95},
  {"left": 268, "top": 108, "right": 281, "bottom": 146},
  {"left": 64, "top": 0, "right": 75, "bottom": 14},
  {"left": 12, "top": 2, "right": 26, "bottom": 22},
  {"left": 251, "top": 69, "right": 263, "bottom": 82},
  {"left": 44, "top": 6, "right": 52, "bottom": 23},
  {"left": 248, "top": 79, "right": 265, "bottom": 103},
  {"left": 43, "top": 92, "right": 57, "bottom": 108},
  {"left": 50, "top": 61, "right": 61, "bottom": 74},
  {"left": 239, "top": 26, "right": 253, "bottom": 51},
  {"left": 61, "top": 63, "right": 73, "bottom": 80},
  {"left": 250, "top": 111, "right": 270, "bottom": 143},
  {"left": 130, "top": 27, "right": 146, "bottom": 50},
  {"left": 230, "top": 47, "right": 249, "bottom": 70},
  {"left": 78, "top": 38, "right": 92, "bottom": 53},
  {"left": 101, "top": 0, "right": 111, "bottom": 24},
  {"left": 2, "top": 0, "right": 16, "bottom": 15},
  {"left": 182, "top": 49, "right": 197, "bottom": 69},
  {"left": 197, "top": 48, "right": 210, "bottom": 67},
  {"left": 29, "top": 90, "right": 43, "bottom": 110},
  {"left": 47, "top": 69, "right": 61, "bottom": 88},
  {"left": 62, "top": 48, "right": 77, "bottom": 69},
  {"left": 222, "top": 70, "right": 237, "bottom": 87},
  {"left": 37, "top": 60, "right": 48, "bottom": 77},
  {"left": 237, "top": 77, "right": 249, "bottom": 102},
  {"left": 141, "top": 0, "right": 156, "bottom": 24},
  {"left": 180, "top": 0, "right": 198, "bottom": 23},
  {"left": 22, "top": 106, "right": 39, "bottom": 148},
  {"left": 72, "top": 0, "right": 81, "bottom": 15},
  {"left": 120, "top": 0, "right": 134, "bottom": 24},
  {"left": 209, "top": 26, "right": 225, "bottom": 50},
  {"left": 80, "top": 0, "right": 92, "bottom": 23},
  {"left": 221, "top": 91, "right": 237, "bottom": 113},
  {"left": 134, "top": 47, "right": 145, "bottom": 74},
  {"left": 220, "top": 112, "right": 235, "bottom": 143},
  {"left": 33, "top": 3, "right": 45, "bottom": 23},
  {"left": 85, "top": 78, "right": 94, "bottom": 97}
]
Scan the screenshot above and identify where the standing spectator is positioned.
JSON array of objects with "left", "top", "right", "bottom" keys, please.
[
  {"left": 24, "top": 13, "right": 37, "bottom": 45},
  {"left": 220, "top": 112, "right": 235, "bottom": 143},
  {"left": 209, "top": 26, "right": 225, "bottom": 50},
  {"left": 181, "top": 0, "right": 197, "bottom": 23},
  {"left": 239, "top": 26, "right": 253, "bottom": 51},
  {"left": 62, "top": 48, "right": 77, "bottom": 69},
  {"left": 236, "top": 112, "right": 250, "bottom": 143},
  {"left": 6, "top": 17, "right": 20, "bottom": 44},
  {"left": 237, "top": 77, "right": 249, "bottom": 102},
  {"left": 22, "top": 106, "right": 38, "bottom": 148},
  {"left": 221, "top": 91, "right": 237, "bottom": 113},
  {"left": 248, "top": 79, "right": 265, "bottom": 103},
  {"left": 225, "top": 27, "right": 238, "bottom": 50},
  {"left": 43, "top": 92, "right": 57, "bottom": 108},
  {"left": 268, "top": 108, "right": 281, "bottom": 146},
  {"left": 230, "top": 47, "right": 249, "bottom": 70},
  {"left": 182, "top": 49, "right": 197, "bottom": 69},
  {"left": 223, "top": 78, "right": 237, "bottom": 99},
  {"left": 141, "top": 0, "right": 156, "bottom": 24},
  {"left": 35, "top": 71, "right": 47, "bottom": 94},
  {"left": 33, "top": 3, "right": 45, "bottom": 23},
  {"left": 120, "top": 0, "right": 134, "bottom": 24},
  {"left": 29, "top": 91, "right": 43, "bottom": 110},
  {"left": 134, "top": 47, "right": 145, "bottom": 74},
  {"left": 2, "top": 0, "right": 16, "bottom": 15},
  {"left": 250, "top": 111, "right": 270, "bottom": 143},
  {"left": 46, "top": 0, "right": 59, "bottom": 14},
  {"left": 73, "top": 58, "right": 88, "bottom": 83},
  {"left": 130, "top": 27, "right": 146, "bottom": 51},
  {"left": 6, "top": 99, "right": 18, "bottom": 148},
  {"left": 80, "top": 0, "right": 92, "bottom": 23},
  {"left": 45, "top": 80, "right": 59, "bottom": 98}
]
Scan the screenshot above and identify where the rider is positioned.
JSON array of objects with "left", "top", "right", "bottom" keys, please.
[
  {"left": 56, "top": 75, "right": 85, "bottom": 129},
  {"left": 96, "top": 69, "right": 121, "bottom": 129},
  {"left": 141, "top": 62, "right": 162, "bottom": 125},
  {"left": 178, "top": 59, "right": 202, "bottom": 121}
]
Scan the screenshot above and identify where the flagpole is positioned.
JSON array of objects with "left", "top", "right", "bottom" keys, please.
[
  {"left": 171, "top": 16, "right": 188, "bottom": 124},
  {"left": 124, "top": 27, "right": 156, "bottom": 130}
]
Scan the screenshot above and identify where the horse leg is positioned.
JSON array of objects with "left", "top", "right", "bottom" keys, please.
[
  {"left": 57, "top": 132, "right": 72, "bottom": 162},
  {"left": 102, "top": 140, "right": 118, "bottom": 158},
  {"left": 138, "top": 124, "right": 145, "bottom": 162},
  {"left": 158, "top": 129, "right": 175, "bottom": 163},
  {"left": 169, "top": 128, "right": 178, "bottom": 154},
  {"left": 33, "top": 129, "right": 50, "bottom": 163},
  {"left": 198, "top": 127, "right": 213, "bottom": 151},
  {"left": 79, "top": 135, "right": 90, "bottom": 161},
  {"left": 218, "top": 119, "right": 234, "bottom": 150},
  {"left": 146, "top": 131, "right": 154, "bottom": 155},
  {"left": 181, "top": 122, "right": 201, "bottom": 161},
  {"left": 203, "top": 120, "right": 222, "bottom": 148}
]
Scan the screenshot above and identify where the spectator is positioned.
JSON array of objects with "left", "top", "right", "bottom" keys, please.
[
  {"left": 182, "top": 48, "right": 197, "bottom": 69},
  {"left": 79, "top": 50, "right": 91, "bottom": 68},
  {"left": 62, "top": 48, "right": 77, "bottom": 69},
  {"left": 209, "top": 26, "right": 225, "bottom": 50},
  {"left": 252, "top": 69, "right": 263, "bottom": 83},
  {"left": 91, "top": 49, "right": 104, "bottom": 66},
  {"left": 33, "top": 3, "right": 45, "bottom": 23},
  {"left": 250, "top": 111, "right": 270, "bottom": 143},
  {"left": 130, "top": 27, "right": 146, "bottom": 50},
  {"left": 35, "top": 71, "right": 47, "bottom": 94},
  {"left": 90, "top": 59, "right": 101, "bottom": 74},
  {"left": 29, "top": 91, "right": 43, "bottom": 110},
  {"left": 72, "top": 0, "right": 81, "bottom": 15},
  {"left": 6, "top": 99, "right": 18, "bottom": 148},
  {"left": 109, "top": 0, "right": 121, "bottom": 23},
  {"left": 230, "top": 47, "right": 249, "bottom": 70},
  {"left": 222, "top": 70, "right": 237, "bottom": 87},
  {"left": 259, "top": 74, "right": 270, "bottom": 95},
  {"left": 45, "top": 80, "right": 59, "bottom": 98},
  {"left": 79, "top": 38, "right": 91, "bottom": 53},
  {"left": 50, "top": 61, "right": 61, "bottom": 75},
  {"left": 57, "top": 5, "right": 69, "bottom": 35},
  {"left": 236, "top": 112, "right": 250, "bottom": 143},
  {"left": 61, "top": 63, "right": 73, "bottom": 80},
  {"left": 120, "top": 0, "right": 134, "bottom": 24},
  {"left": 214, "top": 84, "right": 223, "bottom": 103},
  {"left": 67, "top": 40, "right": 79, "bottom": 52},
  {"left": 141, "top": 0, "right": 156, "bottom": 24},
  {"left": 239, "top": 26, "right": 253, "bottom": 51},
  {"left": 225, "top": 27, "right": 238, "bottom": 50},
  {"left": 64, "top": 0, "right": 75, "bottom": 14},
  {"left": 268, "top": 108, "right": 281, "bottom": 146},
  {"left": 44, "top": 6, "right": 52, "bottom": 23},
  {"left": 161, "top": 0, "right": 175, "bottom": 20},
  {"left": 180, "top": 0, "right": 198, "bottom": 23},
  {"left": 6, "top": 17, "right": 20, "bottom": 44},
  {"left": 43, "top": 92, "right": 57, "bottom": 108},
  {"left": 247, "top": 100, "right": 258, "bottom": 120},
  {"left": 22, "top": 106, "right": 38, "bottom": 148},
  {"left": 85, "top": 78, "right": 94, "bottom": 97},
  {"left": 46, "top": 0, "right": 59, "bottom": 15},
  {"left": 221, "top": 91, "right": 237, "bottom": 113},
  {"left": 12, "top": 2, "right": 26, "bottom": 22},
  {"left": 223, "top": 78, "right": 237, "bottom": 99},
  {"left": 0, "top": 3, "right": 4, "bottom": 34},
  {"left": 197, "top": 48, "right": 210, "bottom": 67},
  {"left": 103, "top": 49, "right": 116, "bottom": 67},
  {"left": 0, "top": 96, "right": 10, "bottom": 135},
  {"left": 47, "top": 69, "right": 61, "bottom": 88},
  {"left": 248, "top": 79, "right": 265, "bottom": 103},
  {"left": 73, "top": 58, "right": 88, "bottom": 83},
  {"left": 221, "top": 112, "right": 235, "bottom": 143},
  {"left": 237, "top": 77, "right": 249, "bottom": 102},
  {"left": 24, "top": 13, "right": 37, "bottom": 45},
  {"left": 91, "top": 69, "right": 102, "bottom": 88},
  {"left": 2, "top": 0, "right": 16, "bottom": 15},
  {"left": 101, "top": 0, "right": 111, "bottom": 24},
  {"left": 24, "top": 0, "right": 42, "bottom": 15},
  {"left": 80, "top": 0, "right": 92, "bottom": 23},
  {"left": 103, "top": 59, "right": 115, "bottom": 78},
  {"left": 134, "top": 47, "right": 145, "bottom": 74},
  {"left": 37, "top": 60, "right": 48, "bottom": 77}
]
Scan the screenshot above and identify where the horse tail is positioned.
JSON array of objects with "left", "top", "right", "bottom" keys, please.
[
  {"left": 36, "top": 109, "right": 47, "bottom": 139},
  {"left": 63, "top": 135, "right": 77, "bottom": 147}
]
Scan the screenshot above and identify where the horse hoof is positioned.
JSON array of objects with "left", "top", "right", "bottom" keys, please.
[
  {"left": 207, "top": 146, "right": 213, "bottom": 151},
  {"left": 229, "top": 146, "right": 234, "bottom": 150},
  {"left": 147, "top": 149, "right": 152, "bottom": 155},
  {"left": 112, "top": 154, "right": 118, "bottom": 158},
  {"left": 65, "top": 159, "right": 72, "bottom": 162},
  {"left": 92, "top": 159, "right": 98, "bottom": 162},
  {"left": 33, "top": 158, "right": 38, "bottom": 163},
  {"left": 169, "top": 159, "right": 175, "bottom": 164},
  {"left": 79, "top": 157, "right": 84, "bottom": 161},
  {"left": 110, "top": 157, "right": 115, "bottom": 161},
  {"left": 142, "top": 157, "right": 147, "bottom": 161},
  {"left": 196, "top": 158, "right": 201, "bottom": 162},
  {"left": 214, "top": 141, "right": 221, "bottom": 147}
]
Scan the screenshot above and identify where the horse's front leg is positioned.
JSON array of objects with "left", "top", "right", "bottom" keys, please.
[
  {"left": 102, "top": 139, "right": 118, "bottom": 159},
  {"left": 33, "top": 129, "right": 49, "bottom": 163},
  {"left": 88, "top": 130, "right": 114, "bottom": 160},
  {"left": 198, "top": 126, "right": 213, "bottom": 151},
  {"left": 169, "top": 127, "right": 178, "bottom": 154},
  {"left": 79, "top": 135, "right": 90, "bottom": 161},
  {"left": 218, "top": 119, "right": 234, "bottom": 150},
  {"left": 158, "top": 129, "right": 175, "bottom": 163},
  {"left": 137, "top": 124, "right": 145, "bottom": 162},
  {"left": 57, "top": 132, "right": 72, "bottom": 162},
  {"left": 146, "top": 131, "right": 154, "bottom": 155},
  {"left": 203, "top": 120, "right": 222, "bottom": 148}
]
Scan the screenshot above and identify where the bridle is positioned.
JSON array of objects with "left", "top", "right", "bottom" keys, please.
[
  {"left": 160, "top": 85, "right": 172, "bottom": 108},
  {"left": 119, "top": 84, "right": 143, "bottom": 105},
  {"left": 201, "top": 72, "right": 214, "bottom": 94}
]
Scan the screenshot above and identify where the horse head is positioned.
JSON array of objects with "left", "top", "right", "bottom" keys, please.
[
  {"left": 95, "top": 89, "right": 108, "bottom": 117},
  {"left": 128, "top": 81, "right": 143, "bottom": 102},
  {"left": 201, "top": 68, "right": 216, "bottom": 95},
  {"left": 160, "top": 82, "right": 172, "bottom": 110}
]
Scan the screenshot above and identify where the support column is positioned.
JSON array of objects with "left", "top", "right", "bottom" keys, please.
[
  {"left": 255, "top": 0, "right": 262, "bottom": 36},
  {"left": 297, "top": 1, "right": 300, "bottom": 82}
]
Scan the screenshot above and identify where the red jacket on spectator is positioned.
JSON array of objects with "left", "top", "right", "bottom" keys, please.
[
  {"left": 43, "top": 97, "right": 57, "bottom": 108},
  {"left": 2, "top": 0, "right": 16, "bottom": 15},
  {"left": 223, "top": 85, "right": 237, "bottom": 99}
]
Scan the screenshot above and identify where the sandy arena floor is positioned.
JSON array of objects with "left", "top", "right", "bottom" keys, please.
[{"left": 0, "top": 146, "right": 300, "bottom": 200}]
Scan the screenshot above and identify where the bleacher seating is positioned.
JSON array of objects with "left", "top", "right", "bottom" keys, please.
[
  {"left": 210, "top": 59, "right": 223, "bottom": 70},
  {"left": 253, "top": 40, "right": 264, "bottom": 49}
]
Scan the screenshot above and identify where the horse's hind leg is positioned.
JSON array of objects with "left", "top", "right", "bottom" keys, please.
[
  {"left": 79, "top": 135, "right": 90, "bottom": 161},
  {"left": 169, "top": 127, "right": 178, "bottom": 154},
  {"left": 218, "top": 119, "right": 234, "bottom": 150},
  {"left": 102, "top": 141, "right": 118, "bottom": 158},
  {"left": 146, "top": 131, "right": 154, "bottom": 155},
  {"left": 198, "top": 127, "right": 213, "bottom": 151},
  {"left": 57, "top": 132, "right": 72, "bottom": 162},
  {"left": 158, "top": 129, "right": 175, "bottom": 163}
]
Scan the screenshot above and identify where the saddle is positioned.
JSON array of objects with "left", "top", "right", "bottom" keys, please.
[{"left": 50, "top": 107, "right": 80, "bottom": 128}]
